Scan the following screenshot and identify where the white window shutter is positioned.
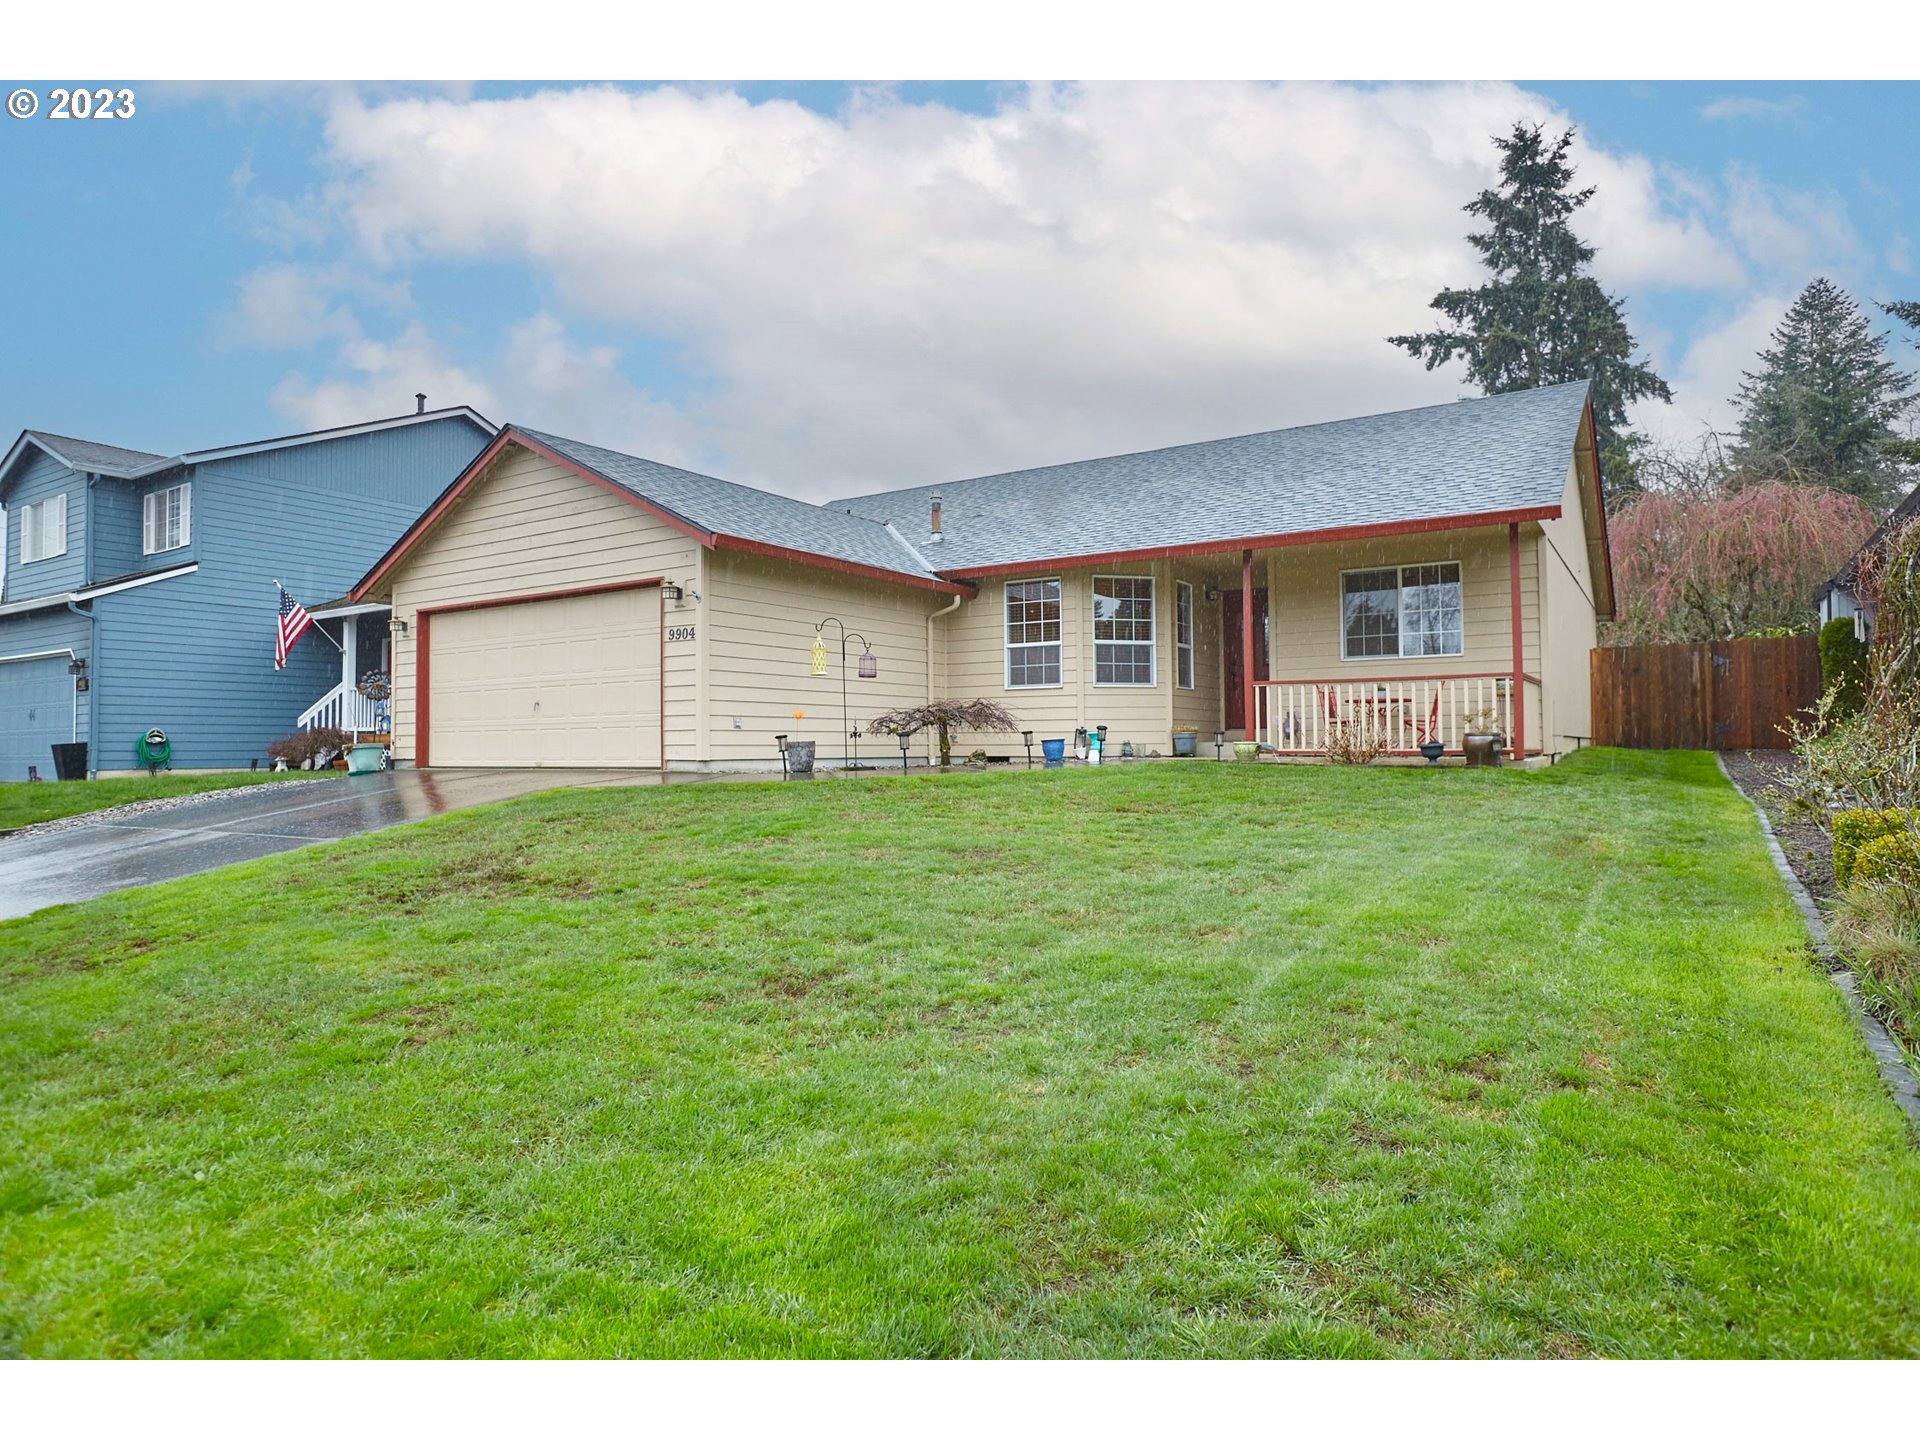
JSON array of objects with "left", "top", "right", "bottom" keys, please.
[{"left": 178, "top": 482, "right": 191, "bottom": 547}]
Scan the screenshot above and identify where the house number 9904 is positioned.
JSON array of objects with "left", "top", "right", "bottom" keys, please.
[{"left": 666, "top": 625, "right": 696, "bottom": 642}]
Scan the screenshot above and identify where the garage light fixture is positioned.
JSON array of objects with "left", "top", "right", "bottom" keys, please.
[
  {"left": 662, "top": 583, "right": 684, "bottom": 603},
  {"left": 389, "top": 617, "right": 409, "bottom": 638}
]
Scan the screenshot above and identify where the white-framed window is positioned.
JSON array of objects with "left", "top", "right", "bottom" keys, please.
[
  {"left": 1005, "top": 577, "right": 1062, "bottom": 687},
  {"left": 1175, "top": 580, "right": 1195, "bottom": 690},
  {"left": 18, "top": 495, "right": 68, "bottom": 564},
  {"left": 1093, "top": 574, "right": 1155, "bottom": 685},
  {"left": 142, "top": 482, "right": 191, "bottom": 555},
  {"left": 1341, "top": 562, "right": 1464, "bottom": 660}
]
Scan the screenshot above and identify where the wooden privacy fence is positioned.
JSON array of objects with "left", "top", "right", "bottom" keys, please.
[{"left": 1590, "top": 635, "right": 1822, "bottom": 750}]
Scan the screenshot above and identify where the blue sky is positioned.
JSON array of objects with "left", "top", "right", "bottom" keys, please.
[{"left": 2, "top": 80, "right": 1915, "bottom": 496}]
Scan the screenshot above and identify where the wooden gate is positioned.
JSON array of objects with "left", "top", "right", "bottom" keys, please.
[{"left": 1590, "top": 635, "right": 1822, "bottom": 750}]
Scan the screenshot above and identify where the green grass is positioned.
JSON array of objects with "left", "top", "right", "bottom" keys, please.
[
  {"left": 2, "top": 750, "right": 1917, "bottom": 1357},
  {"left": 0, "top": 770, "right": 335, "bottom": 831}
]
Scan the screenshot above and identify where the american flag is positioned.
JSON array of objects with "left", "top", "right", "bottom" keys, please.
[{"left": 275, "top": 585, "right": 313, "bottom": 670}]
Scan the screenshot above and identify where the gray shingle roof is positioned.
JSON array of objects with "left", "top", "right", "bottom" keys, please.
[
  {"left": 518, "top": 427, "right": 940, "bottom": 581},
  {"left": 832, "top": 381, "right": 1592, "bottom": 572},
  {"left": 25, "top": 431, "right": 166, "bottom": 475}
]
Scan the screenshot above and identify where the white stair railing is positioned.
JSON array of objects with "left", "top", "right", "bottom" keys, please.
[{"left": 296, "top": 683, "right": 385, "bottom": 734}]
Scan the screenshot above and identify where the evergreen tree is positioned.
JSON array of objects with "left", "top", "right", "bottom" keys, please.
[
  {"left": 1731, "top": 278, "right": 1917, "bottom": 505},
  {"left": 1389, "top": 122, "right": 1671, "bottom": 494}
]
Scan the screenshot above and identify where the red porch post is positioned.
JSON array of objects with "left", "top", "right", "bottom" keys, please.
[
  {"left": 1241, "top": 548, "right": 1256, "bottom": 737},
  {"left": 1508, "top": 522, "right": 1525, "bottom": 757}
]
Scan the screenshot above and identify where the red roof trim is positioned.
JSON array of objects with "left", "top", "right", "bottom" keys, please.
[
  {"left": 1583, "top": 399, "right": 1618, "bottom": 621},
  {"left": 938, "top": 506, "right": 1563, "bottom": 579},
  {"left": 712, "top": 532, "right": 974, "bottom": 595}
]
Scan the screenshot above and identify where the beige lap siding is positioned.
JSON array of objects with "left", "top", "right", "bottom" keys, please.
[
  {"left": 1264, "top": 525, "right": 1544, "bottom": 748},
  {"left": 1170, "top": 563, "right": 1224, "bottom": 737},
  {"left": 703, "top": 548, "right": 948, "bottom": 768},
  {"left": 1536, "top": 458, "right": 1599, "bottom": 752},
  {"left": 941, "top": 560, "right": 1179, "bottom": 758},
  {"left": 382, "top": 444, "right": 703, "bottom": 767}
]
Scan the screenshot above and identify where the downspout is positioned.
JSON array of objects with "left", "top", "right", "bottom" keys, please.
[
  {"left": 66, "top": 600, "right": 98, "bottom": 778},
  {"left": 927, "top": 592, "right": 962, "bottom": 767}
]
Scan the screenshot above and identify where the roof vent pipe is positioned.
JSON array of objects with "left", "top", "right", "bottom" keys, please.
[
  {"left": 415, "top": 393, "right": 427, "bottom": 414},
  {"left": 928, "top": 493, "right": 943, "bottom": 543}
]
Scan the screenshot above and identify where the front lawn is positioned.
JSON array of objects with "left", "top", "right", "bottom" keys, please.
[
  {"left": 0, "top": 770, "right": 334, "bottom": 832},
  {"left": 2, "top": 751, "right": 1917, "bottom": 1357}
]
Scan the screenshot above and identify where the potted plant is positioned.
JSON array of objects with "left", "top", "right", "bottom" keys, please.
[
  {"left": 1408, "top": 693, "right": 1445, "bottom": 764},
  {"left": 1462, "top": 706, "right": 1504, "bottom": 768},
  {"left": 1171, "top": 725, "right": 1199, "bottom": 758}
]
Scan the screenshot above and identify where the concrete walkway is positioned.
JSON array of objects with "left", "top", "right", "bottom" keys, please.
[{"left": 0, "top": 768, "right": 716, "bottom": 921}]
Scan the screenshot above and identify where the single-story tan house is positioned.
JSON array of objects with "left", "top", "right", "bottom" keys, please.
[{"left": 345, "top": 380, "right": 1611, "bottom": 770}]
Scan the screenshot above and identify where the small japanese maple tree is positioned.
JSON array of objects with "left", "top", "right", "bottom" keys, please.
[{"left": 869, "top": 699, "right": 1020, "bottom": 769}]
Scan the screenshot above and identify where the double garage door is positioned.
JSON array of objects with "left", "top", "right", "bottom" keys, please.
[
  {"left": 426, "top": 588, "right": 662, "bottom": 768},
  {"left": 0, "top": 655, "right": 75, "bottom": 782}
]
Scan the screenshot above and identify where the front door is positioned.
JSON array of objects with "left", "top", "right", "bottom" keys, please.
[{"left": 1221, "top": 588, "right": 1269, "bottom": 732}]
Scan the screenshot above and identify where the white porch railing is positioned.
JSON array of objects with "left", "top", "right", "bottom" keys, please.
[
  {"left": 297, "top": 682, "right": 386, "bottom": 735},
  {"left": 1254, "top": 674, "right": 1528, "bottom": 755}
]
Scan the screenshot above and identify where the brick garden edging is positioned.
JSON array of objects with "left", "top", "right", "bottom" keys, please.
[{"left": 1716, "top": 754, "right": 1920, "bottom": 1137}]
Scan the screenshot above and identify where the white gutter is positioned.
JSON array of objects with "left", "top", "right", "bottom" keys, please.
[{"left": 0, "top": 561, "right": 197, "bottom": 619}]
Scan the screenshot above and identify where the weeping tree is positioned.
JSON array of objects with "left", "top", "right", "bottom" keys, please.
[
  {"left": 1605, "top": 481, "right": 1879, "bottom": 644},
  {"left": 869, "top": 699, "right": 1019, "bottom": 769}
]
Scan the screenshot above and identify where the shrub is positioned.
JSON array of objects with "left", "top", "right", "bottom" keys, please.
[
  {"left": 265, "top": 727, "right": 350, "bottom": 771},
  {"left": 1828, "top": 880, "right": 1920, "bottom": 1060},
  {"left": 1854, "top": 831, "right": 1920, "bottom": 889},
  {"left": 1818, "top": 616, "right": 1869, "bottom": 718},
  {"left": 1834, "top": 808, "right": 1920, "bottom": 889}
]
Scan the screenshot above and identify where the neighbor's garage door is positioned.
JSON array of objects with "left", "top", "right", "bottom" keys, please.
[
  {"left": 427, "top": 588, "right": 662, "bottom": 768},
  {"left": 0, "top": 655, "right": 74, "bottom": 781}
]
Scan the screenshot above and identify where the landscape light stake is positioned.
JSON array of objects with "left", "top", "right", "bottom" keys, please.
[
  {"left": 1213, "top": 729, "right": 1226, "bottom": 761},
  {"left": 775, "top": 734, "right": 789, "bottom": 779},
  {"left": 1022, "top": 730, "right": 1034, "bottom": 768},
  {"left": 813, "top": 616, "right": 875, "bottom": 771},
  {"left": 898, "top": 731, "right": 912, "bottom": 775}
]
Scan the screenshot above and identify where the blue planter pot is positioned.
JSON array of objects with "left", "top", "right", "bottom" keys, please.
[{"left": 1041, "top": 738, "right": 1067, "bottom": 766}]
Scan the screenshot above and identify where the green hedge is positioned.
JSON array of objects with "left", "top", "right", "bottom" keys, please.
[
  {"left": 1853, "top": 831, "right": 1920, "bottom": 888},
  {"left": 1819, "top": 616, "right": 1869, "bottom": 718},
  {"left": 1835, "top": 807, "right": 1920, "bottom": 888}
]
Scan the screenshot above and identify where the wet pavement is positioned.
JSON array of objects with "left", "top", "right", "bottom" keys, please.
[{"left": 0, "top": 768, "right": 720, "bottom": 922}]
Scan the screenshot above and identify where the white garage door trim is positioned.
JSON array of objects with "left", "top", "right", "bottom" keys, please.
[{"left": 420, "top": 579, "right": 664, "bottom": 769}]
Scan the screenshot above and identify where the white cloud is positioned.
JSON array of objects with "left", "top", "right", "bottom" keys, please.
[
  {"left": 1699, "top": 95, "right": 1808, "bottom": 123},
  {"left": 1630, "top": 291, "right": 1793, "bottom": 451},
  {"left": 271, "top": 323, "right": 498, "bottom": 427},
  {"left": 1723, "top": 165, "right": 1866, "bottom": 281},
  {"left": 268, "top": 82, "right": 1752, "bottom": 493}
]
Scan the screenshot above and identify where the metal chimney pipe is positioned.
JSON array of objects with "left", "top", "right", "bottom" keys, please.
[
  {"left": 415, "top": 392, "right": 427, "bottom": 414},
  {"left": 929, "top": 493, "right": 943, "bottom": 538}
]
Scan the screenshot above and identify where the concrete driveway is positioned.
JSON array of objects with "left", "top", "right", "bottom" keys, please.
[{"left": 0, "top": 768, "right": 710, "bottom": 921}]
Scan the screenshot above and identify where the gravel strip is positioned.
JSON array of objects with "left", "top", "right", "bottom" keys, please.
[
  {"left": 0, "top": 777, "right": 341, "bottom": 841},
  {"left": 1719, "top": 748, "right": 1835, "bottom": 903}
]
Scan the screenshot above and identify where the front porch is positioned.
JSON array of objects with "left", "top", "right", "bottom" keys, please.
[
  {"left": 298, "top": 601, "right": 393, "bottom": 739},
  {"left": 1177, "top": 521, "right": 1548, "bottom": 760}
]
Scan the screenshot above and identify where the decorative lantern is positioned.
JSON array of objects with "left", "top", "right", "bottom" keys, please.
[
  {"left": 857, "top": 647, "right": 878, "bottom": 679},
  {"left": 810, "top": 634, "right": 828, "bottom": 676}
]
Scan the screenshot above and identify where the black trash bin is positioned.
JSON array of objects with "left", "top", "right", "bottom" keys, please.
[{"left": 50, "top": 742, "right": 89, "bottom": 781}]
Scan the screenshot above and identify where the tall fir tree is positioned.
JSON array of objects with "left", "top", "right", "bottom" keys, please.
[
  {"left": 1732, "top": 278, "right": 1917, "bottom": 505},
  {"left": 1389, "top": 122, "right": 1671, "bottom": 501}
]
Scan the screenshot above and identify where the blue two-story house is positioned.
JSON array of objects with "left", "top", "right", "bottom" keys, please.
[{"left": 0, "top": 404, "right": 493, "bottom": 778}]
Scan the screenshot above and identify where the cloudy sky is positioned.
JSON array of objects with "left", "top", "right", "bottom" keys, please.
[{"left": 4, "top": 79, "right": 1917, "bottom": 498}]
